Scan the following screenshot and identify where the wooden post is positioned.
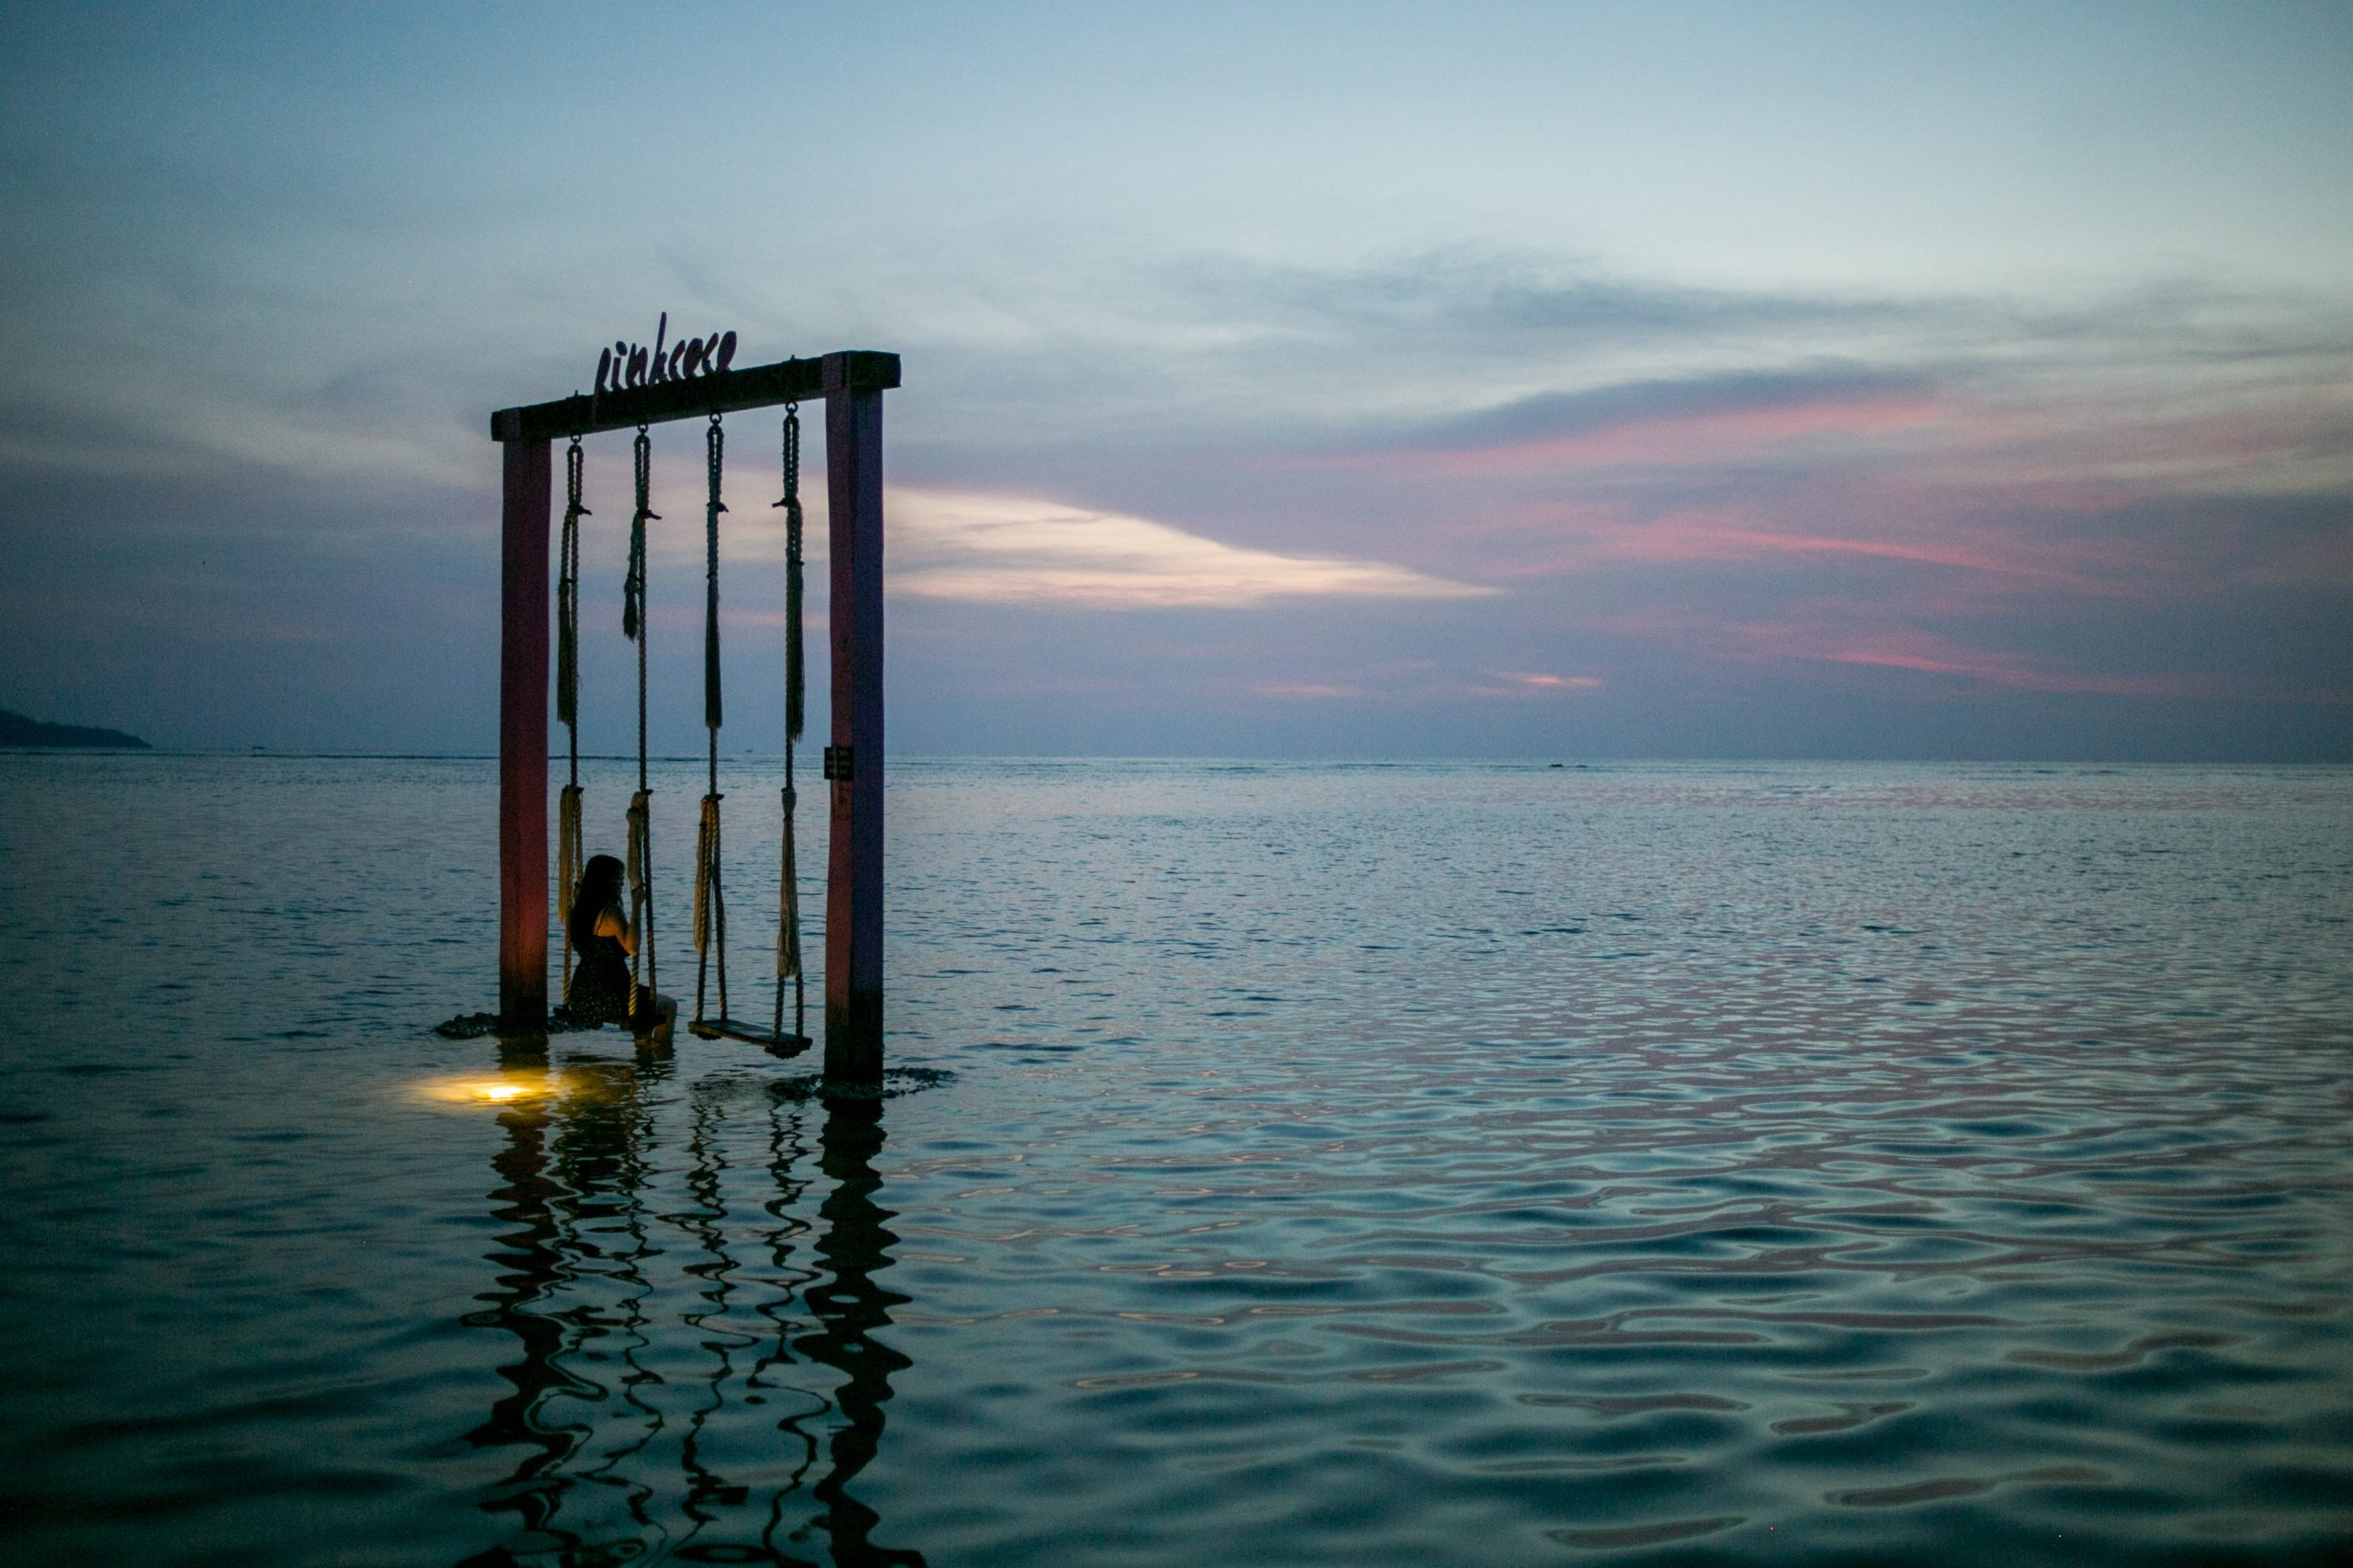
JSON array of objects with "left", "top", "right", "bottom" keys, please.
[
  {"left": 824, "top": 357, "right": 885, "bottom": 1085},
  {"left": 499, "top": 437, "right": 552, "bottom": 1031}
]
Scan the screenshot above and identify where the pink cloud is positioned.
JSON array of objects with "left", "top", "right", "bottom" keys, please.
[
  {"left": 1817, "top": 645, "right": 2226, "bottom": 698},
  {"left": 1329, "top": 394, "right": 1939, "bottom": 478},
  {"left": 1478, "top": 499, "right": 2156, "bottom": 601},
  {"left": 1450, "top": 671, "right": 1608, "bottom": 699},
  {"left": 1714, "top": 617, "right": 2234, "bottom": 699},
  {"left": 1251, "top": 680, "right": 1369, "bottom": 699},
  {"left": 1563, "top": 601, "right": 2243, "bottom": 701},
  {"left": 1594, "top": 512, "right": 2010, "bottom": 574},
  {"left": 1495, "top": 671, "right": 1604, "bottom": 690}
]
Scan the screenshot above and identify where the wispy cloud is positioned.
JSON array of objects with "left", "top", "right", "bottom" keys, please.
[
  {"left": 1493, "top": 671, "right": 1603, "bottom": 690},
  {"left": 1334, "top": 367, "right": 1940, "bottom": 474},
  {"left": 1250, "top": 680, "right": 1370, "bottom": 699},
  {"left": 886, "top": 488, "right": 1495, "bottom": 608},
  {"left": 1678, "top": 612, "right": 2239, "bottom": 699},
  {"left": 1814, "top": 642, "right": 2227, "bottom": 699}
]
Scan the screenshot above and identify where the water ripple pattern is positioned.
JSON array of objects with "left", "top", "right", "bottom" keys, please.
[{"left": 1, "top": 756, "right": 2349, "bottom": 1565}]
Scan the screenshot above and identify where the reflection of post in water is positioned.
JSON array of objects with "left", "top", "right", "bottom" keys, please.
[
  {"left": 466, "top": 1077, "right": 576, "bottom": 1543},
  {"left": 464, "top": 1050, "right": 670, "bottom": 1556},
  {"left": 466, "top": 1058, "right": 925, "bottom": 1567},
  {"left": 790, "top": 1097, "right": 926, "bottom": 1568}
]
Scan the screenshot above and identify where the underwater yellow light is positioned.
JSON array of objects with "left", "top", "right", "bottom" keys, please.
[{"left": 414, "top": 1071, "right": 555, "bottom": 1108}]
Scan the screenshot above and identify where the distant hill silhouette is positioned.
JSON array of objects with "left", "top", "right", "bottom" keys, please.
[{"left": 0, "top": 709, "right": 150, "bottom": 748}]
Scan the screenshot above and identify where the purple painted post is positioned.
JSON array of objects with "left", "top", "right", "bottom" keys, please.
[
  {"left": 499, "top": 437, "right": 551, "bottom": 1030},
  {"left": 824, "top": 355, "right": 885, "bottom": 1084}
]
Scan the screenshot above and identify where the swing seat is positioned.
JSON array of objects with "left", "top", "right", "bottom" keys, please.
[{"left": 688, "top": 1017, "right": 813, "bottom": 1058}]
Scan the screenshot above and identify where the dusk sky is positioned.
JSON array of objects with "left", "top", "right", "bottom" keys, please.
[{"left": 3, "top": 1, "right": 2347, "bottom": 758}]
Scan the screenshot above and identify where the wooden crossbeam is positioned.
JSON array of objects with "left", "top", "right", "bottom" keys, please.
[{"left": 491, "top": 350, "right": 901, "bottom": 443}]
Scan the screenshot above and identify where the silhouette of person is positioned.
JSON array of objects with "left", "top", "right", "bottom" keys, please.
[{"left": 565, "top": 852, "right": 677, "bottom": 1045}]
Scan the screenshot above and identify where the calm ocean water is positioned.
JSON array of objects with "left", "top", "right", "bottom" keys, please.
[{"left": 2, "top": 754, "right": 2350, "bottom": 1565}]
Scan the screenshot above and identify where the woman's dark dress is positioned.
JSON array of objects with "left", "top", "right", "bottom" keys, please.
[{"left": 567, "top": 921, "right": 644, "bottom": 1031}]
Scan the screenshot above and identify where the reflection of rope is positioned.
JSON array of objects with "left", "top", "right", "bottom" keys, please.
[
  {"left": 568, "top": 1062, "right": 669, "bottom": 1539},
  {"left": 672, "top": 1087, "right": 760, "bottom": 1559},
  {"left": 756, "top": 1095, "right": 824, "bottom": 1555},
  {"left": 463, "top": 1062, "right": 926, "bottom": 1555},
  {"left": 469, "top": 1059, "right": 677, "bottom": 1551},
  {"left": 462, "top": 1100, "right": 594, "bottom": 1553}
]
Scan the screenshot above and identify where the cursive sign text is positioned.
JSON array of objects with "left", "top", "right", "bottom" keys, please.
[{"left": 596, "top": 312, "right": 738, "bottom": 394}]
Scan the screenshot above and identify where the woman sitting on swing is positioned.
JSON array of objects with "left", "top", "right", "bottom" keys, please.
[{"left": 565, "top": 853, "right": 678, "bottom": 1045}]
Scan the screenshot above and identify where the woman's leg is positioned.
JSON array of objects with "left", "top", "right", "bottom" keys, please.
[{"left": 631, "top": 985, "right": 679, "bottom": 1046}]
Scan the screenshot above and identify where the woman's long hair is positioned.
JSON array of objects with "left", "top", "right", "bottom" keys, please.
[{"left": 568, "top": 854, "right": 626, "bottom": 948}]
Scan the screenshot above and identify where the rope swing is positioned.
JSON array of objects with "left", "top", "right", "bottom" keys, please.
[
  {"left": 683, "top": 407, "right": 810, "bottom": 1054},
  {"left": 694, "top": 413, "right": 731, "bottom": 1028},
  {"left": 544, "top": 405, "right": 807, "bottom": 1054},
  {"left": 624, "top": 423, "right": 658, "bottom": 996},
  {"left": 775, "top": 403, "right": 806, "bottom": 1043}
]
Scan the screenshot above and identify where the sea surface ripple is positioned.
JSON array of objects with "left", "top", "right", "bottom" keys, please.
[{"left": 2, "top": 756, "right": 2349, "bottom": 1565}]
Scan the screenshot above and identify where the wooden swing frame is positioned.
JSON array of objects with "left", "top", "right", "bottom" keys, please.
[{"left": 492, "top": 349, "right": 900, "bottom": 1086}]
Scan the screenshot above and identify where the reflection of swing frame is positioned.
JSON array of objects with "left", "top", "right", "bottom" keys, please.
[
  {"left": 492, "top": 350, "right": 900, "bottom": 1086},
  {"left": 469, "top": 1068, "right": 921, "bottom": 1561}
]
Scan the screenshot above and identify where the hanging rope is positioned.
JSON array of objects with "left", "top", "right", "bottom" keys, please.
[
  {"left": 559, "top": 437, "right": 586, "bottom": 733},
  {"left": 557, "top": 787, "right": 582, "bottom": 993},
  {"left": 775, "top": 777, "right": 800, "bottom": 1035},
  {"left": 626, "top": 788, "right": 652, "bottom": 988},
  {"left": 773, "top": 403, "right": 805, "bottom": 1040},
  {"left": 695, "top": 414, "right": 730, "bottom": 1028},
  {"left": 705, "top": 415, "right": 726, "bottom": 735},
  {"left": 695, "top": 791, "right": 724, "bottom": 1018},
  {"left": 556, "top": 435, "right": 588, "bottom": 994},
  {"left": 781, "top": 404, "right": 805, "bottom": 746},
  {"left": 624, "top": 424, "right": 658, "bottom": 992}
]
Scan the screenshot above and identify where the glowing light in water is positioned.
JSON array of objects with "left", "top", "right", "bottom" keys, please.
[{"left": 414, "top": 1071, "right": 555, "bottom": 1108}]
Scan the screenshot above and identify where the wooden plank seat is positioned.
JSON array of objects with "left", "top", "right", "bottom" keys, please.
[{"left": 688, "top": 1017, "right": 813, "bottom": 1059}]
